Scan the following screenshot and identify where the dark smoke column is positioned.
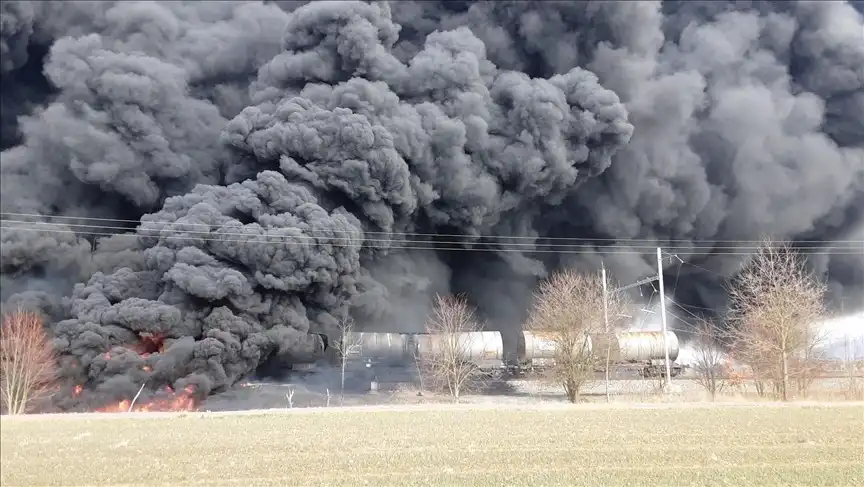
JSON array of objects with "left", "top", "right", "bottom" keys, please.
[
  {"left": 222, "top": 0, "right": 633, "bottom": 329},
  {"left": 49, "top": 0, "right": 634, "bottom": 406},
  {"left": 52, "top": 171, "right": 364, "bottom": 407}
]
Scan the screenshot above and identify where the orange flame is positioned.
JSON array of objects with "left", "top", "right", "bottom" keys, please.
[
  {"left": 142, "top": 365, "right": 152, "bottom": 372},
  {"left": 94, "top": 385, "right": 198, "bottom": 413},
  {"left": 73, "top": 384, "right": 83, "bottom": 397}
]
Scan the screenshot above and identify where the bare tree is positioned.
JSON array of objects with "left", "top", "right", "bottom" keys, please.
[
  {"left": 727, "top": 239, "right": 827, "bottom": 401},
  {"left": 793, "top": 324, "right": 830, "bottom": 397},
  {"left": 0, "top": 308, "right": 58, "bottom": 415},
  {"left": 728, "top": 343, "right": 772, "bottom": 397},
  {"left": 332, "top": 317, "right": 362, "bottom": 406},
  {"left": 418, "top": 294, "right": 486, "bottom": 402},
  {"left": 525, "top": 269, "right": 628, "bottom": 403},
  {"left": 285, "top": 387, "right": 295, "bottom": 408},
  {"left": 691, "top": 320, "right": 727, "bottom": 400}
]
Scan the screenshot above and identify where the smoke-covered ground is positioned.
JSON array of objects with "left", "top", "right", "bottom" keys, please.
[{"left": 1, "top": 1, "right": 862, "bottom": 409}]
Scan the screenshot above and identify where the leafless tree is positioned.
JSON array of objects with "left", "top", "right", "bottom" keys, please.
[
  {"left": 691, "top": 320, "right": 727, "bottom": 400},
  {"left": 525, "top": 269, "right": 628, "bottom": 403},
  {"left": 727, "top": 239, "right": 827, "bottom": 401},
  {"left": 332, "top": 317, "right": 362, "bottom": 406},
  {"left": 0, "top": 307, "right": 58, "bottom": 415},
  {"left": 793, "top": 325, "right": 830, "bottom": 396},
  {"left": 727, "top": 342, "right": 772, "bottom": 397},
  {"left": 418, "top": 294, "right": 486, "bottom": 402}
]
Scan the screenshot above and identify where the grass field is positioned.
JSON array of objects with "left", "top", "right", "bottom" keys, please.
[{"left": 1, "top": 403, "right": 862, "bottom": 487}]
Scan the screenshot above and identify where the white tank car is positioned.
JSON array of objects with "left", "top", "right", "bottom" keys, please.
[
  {"left": 520, "top": 331, "right": 604, "bottom": 366},
  {"left": 519, "top": 330, "right": 680, "bottom": 369},
  {"left": 342, "top": 332, "right": 417, "bottom": 362},
  {"left": 521, "top": 331, "right": 558, "bottom": 368},
  {"left": 616, "top": 331, "right": 680, "bottom": 363},
  {"left": 415, "top": 331, "right": 505, "bottom": 370},
  {"left": 327, "top": 330, "right": 681, "bottom": 377}
]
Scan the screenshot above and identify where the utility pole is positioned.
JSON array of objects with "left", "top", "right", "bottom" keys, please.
[
  {"left": 602, "top": 261, "right": 611, "bottom": 403},
  {"left": 656, "top": 247, "right": 672, "bottom": 393}
]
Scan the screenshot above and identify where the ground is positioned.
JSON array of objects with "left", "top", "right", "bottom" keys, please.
[
  {"left": 198, "top": 373, "right": 862, "bottom": 410},
  {"left": 2, "top": 402, "right": 862, "bottom": 487}
]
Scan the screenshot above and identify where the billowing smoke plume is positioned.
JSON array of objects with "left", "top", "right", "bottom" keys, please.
[{"left": 1, "top": 0, "right": 862, "bottom": 407}]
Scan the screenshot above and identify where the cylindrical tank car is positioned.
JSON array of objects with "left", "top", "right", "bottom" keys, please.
[
  {"left": 617, "top": 331, "right": 680, "bottom": 363},
  {"left": 518, "top": 330, "right": 681, "bottom": 377},
  {"left": 324, "top": 329, "right": 682, "bottom": 377},
  {"left": 415, "top": 331, "right": 505, "bottom": 370},
  {"left": 344, "top": 332, "right": 417, "bottom": 363}
]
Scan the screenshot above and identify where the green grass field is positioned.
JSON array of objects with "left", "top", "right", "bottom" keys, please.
[{"left": 1, "top": 403, "right": 862, "bottom": 487}]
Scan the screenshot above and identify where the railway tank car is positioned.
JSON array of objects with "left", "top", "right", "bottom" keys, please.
[
  {"left": 321, "top": 329, "right": 682, "bottom": 378},
  {"left": 338, "top": 331, "right": 506, "bottom": 370},
  {"left": 415, "top": 331, "right": 506, "bottom": 371},
  {"left": 344, "top": 332, "right": 417, "bottom": 365},
  {"left": 518, "top": 331, "right": 682, "bottom": 377}
]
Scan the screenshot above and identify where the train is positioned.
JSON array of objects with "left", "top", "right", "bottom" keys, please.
[{"left": 299, "top": 330, "right": 683, "bottom": 378}]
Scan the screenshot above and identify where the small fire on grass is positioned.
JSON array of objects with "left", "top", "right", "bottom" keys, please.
[{"left": 94, "top": 385, "right": 199, "bottom": 413}]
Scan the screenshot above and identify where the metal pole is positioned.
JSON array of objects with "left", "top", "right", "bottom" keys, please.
[
  {"left": 602, "top": 262, "right": 610, "bottom": 403},
  {"left": 656, "top": 247, "right": 672, "bottom": 393}
]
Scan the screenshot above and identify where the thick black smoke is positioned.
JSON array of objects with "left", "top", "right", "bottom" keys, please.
[{"left": 1, "top": 0, "right": 862, "bottom": 407}]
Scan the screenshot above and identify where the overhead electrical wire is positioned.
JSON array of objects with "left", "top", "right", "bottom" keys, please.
[
  {"left": 2, "top": 216, "right": 862, "bottom": 256},
  {"left": 3, "top": 211, "right": 863, "bottom": 246},
  {"left": 2, "top": 223, "right": 862, "bottom": 256}
]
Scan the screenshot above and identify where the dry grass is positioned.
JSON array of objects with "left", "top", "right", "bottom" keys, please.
[{"left": 1, "top": 403, "right": 862, "bottom": 487}]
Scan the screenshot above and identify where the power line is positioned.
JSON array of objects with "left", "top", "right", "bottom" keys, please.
[
  {"left": 671, "top": 259, "right": 683, "bottom": 291},
  {"left": 3, "top": 211, "right": 863, "bottom": 246},
  {"left": 673, "top": 302, "right": 719, "bottom": 312},
  {"left": 2, "top": 218, "right": 863, "bottom": 253},
  {"left": 666, "top": 297, "right": 710, "bottom": 326},
  {"left": 3, "top": 224, "right": 863, "bottom": 256},
  {"left": 679, "top": 260, "right": 728, "bottom": 279}
]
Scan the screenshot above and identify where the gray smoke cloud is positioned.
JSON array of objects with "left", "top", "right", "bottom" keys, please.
[
  {"left": 0, "top": 0, "right": 862, "bottom": 407},
  {"left": 50, "top": 170, "right": 363, "bottom": 404}
]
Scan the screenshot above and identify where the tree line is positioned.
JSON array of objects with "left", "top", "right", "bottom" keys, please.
[{"left": 412, "top": 239, "right": 855, "bottom": 403}]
